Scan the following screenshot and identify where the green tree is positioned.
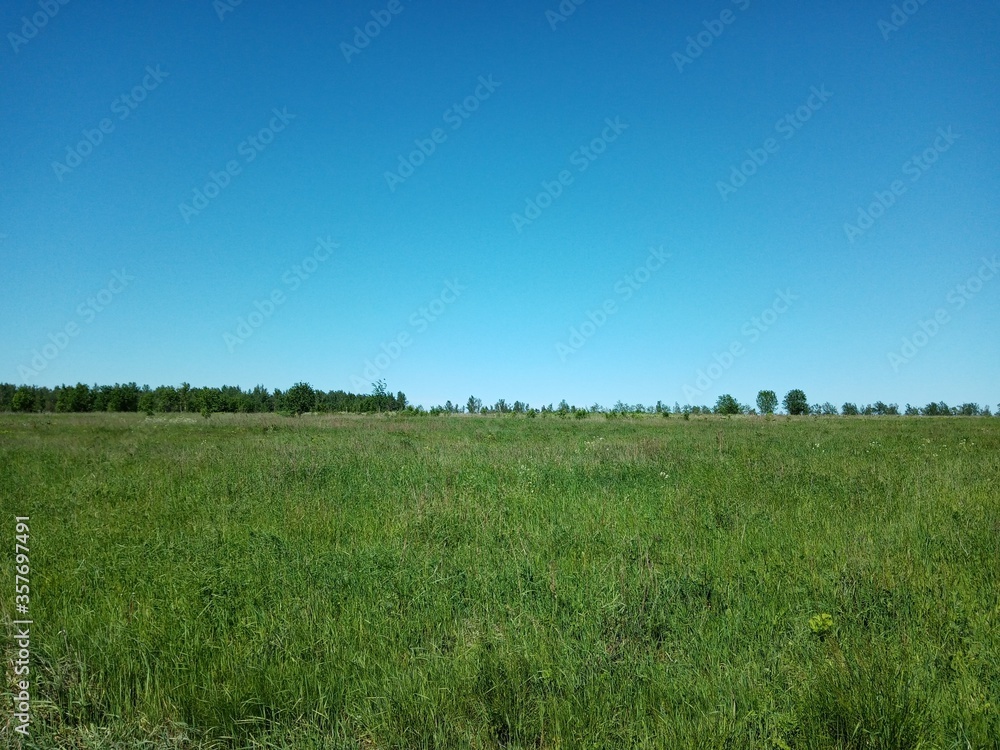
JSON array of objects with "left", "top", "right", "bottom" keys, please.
[
  {"left": 783, "top": 389, "right": 808, "bottom": 415},
  {"left": 715, "top": 394, "right": 741, "bottom": 415},
  {"left": 12, "top": 386, "right": 38, "bottom": 412},
  {"left": 466, "top": 396, "right": 481, "bottom": 414},
  {"left": 285, "top": 382, "right": 316, "bottom": 415},
  {"left": 756, "top": 390, "right": 778, "bottom": 414},
  {"left": 139, "top": 389, "right": 155, "bottom": 415}
]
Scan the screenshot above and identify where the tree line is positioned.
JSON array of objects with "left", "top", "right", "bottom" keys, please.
[
  {"left": 0, "top": 381, "right": 406, "bottom": 416},
  {"left": 452, "top": 389, "right": 995, "bottom": 418},
  {"left": 0, "top": 382, "right": 994, "bottom": 418}
]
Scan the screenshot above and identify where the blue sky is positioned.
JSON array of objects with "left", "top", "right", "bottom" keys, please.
[{"left": 2, "top": 0, "right": 998, "bottom": 409}]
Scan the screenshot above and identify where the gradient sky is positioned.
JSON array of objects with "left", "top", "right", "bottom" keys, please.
[{"left": 2, "top": 0, "right": 998, "bottom": 409}]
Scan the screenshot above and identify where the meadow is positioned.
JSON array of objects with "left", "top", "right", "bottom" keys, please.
[{"left": 0, "top": 412, "right": 997, "bottom": 749}]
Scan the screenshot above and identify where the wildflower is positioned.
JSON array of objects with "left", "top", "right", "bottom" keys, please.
[{"left": 808, "top": 613, "right": 835, "bottom": 639}]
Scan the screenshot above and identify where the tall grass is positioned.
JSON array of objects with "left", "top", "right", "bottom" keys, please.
[{"left": 1, "top": 413, "right": 997, "bottom": 748}]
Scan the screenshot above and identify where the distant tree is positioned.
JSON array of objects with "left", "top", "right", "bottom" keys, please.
[
  {"left": 12, "top": 386, "right": 39, "bottom": 412},
  {"left": 285, "top": 382, "right": 316, "bottom": 415},
  {"left": 820, "top": 402, "right": 839, "bottom": 416},
  {"left": 0, "top": 384, "right": 15, "bottom": 411},
  {"left": 466, "top": 396, "right": 482, "bottom": 414},
  {"left": 715, "top": 394, "right": 741, "bottom": 415},
  {"left": 158, "top": 385, "right": 181, "bottom": 412},
  {"left": 109, "top": 383, "right": 140, "bottom": 412},
  {"left": 56, "top": 382, "right": 93, "bottom": 412},
  {"left": 756, "top": 390, "right": 778, "bottom": 415},
  {"left": 904, "top": 404, "right": 919, "bottom": 416},
  {"left": 923, "top": 402, "right": 945, "bottom": 416},
  {"left": 783, "top": 389, "right": 809, "bottom": 415},
  {"left": 139, "top": 389, "right": 155, "bottom": 415}
]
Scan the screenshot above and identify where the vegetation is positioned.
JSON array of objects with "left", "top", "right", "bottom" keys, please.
[
  {"left": 757, "top": 389, "right": 778, "bottom": 415},
  {"left": 783, "top": 389, "right": 810, "bottom": 416},
  {"left": 1, "top": 412, "right": 997, "bottom": 748},
  {"left": 0, "top": 382, "right": 407, "bottom": 416},
  {"left": 1, "top": 382, "right": 995, "bottom": 419},
  {"left": 714, "top": 393, "right": 742, "bottom": 415}
]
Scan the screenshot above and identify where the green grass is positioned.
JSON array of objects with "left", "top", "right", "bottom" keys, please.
[{"left": 1, "top": 413, "right": 998, "bottom": 749}]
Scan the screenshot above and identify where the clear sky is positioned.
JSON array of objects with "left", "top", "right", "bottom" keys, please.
[{"left": 2, "top": 0, "right": 998, "bottom": 409}]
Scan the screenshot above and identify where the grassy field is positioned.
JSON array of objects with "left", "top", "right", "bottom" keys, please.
[{"left": 1, "top": 412, "right": 998, "bottom": 749}]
